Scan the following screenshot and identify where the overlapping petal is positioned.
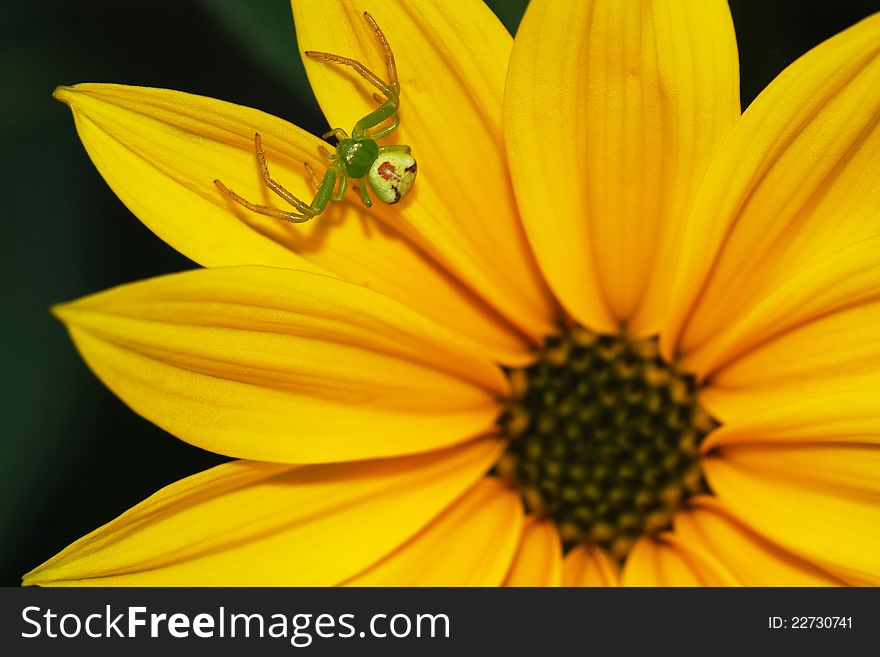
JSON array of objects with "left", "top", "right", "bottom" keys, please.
[
  {"left": 293, "top": 0, "right": 557, "bottom": 344},
  {"left": 704, "top": 445, "right": 880, "bottom": 585},
  {"left": 674, "top": 498, "right": 844, "bottom": 586},
  {"left": 344, "top": 478, "right": 522, "bottom": 586},
  {"left": 679, "top": 236, "right": 880, "bottom": 416},
  {"left": 504, "top": 517, "right": 562, "bottom": 587},
  {"left": 505, "top": 0, "right": 739, "bottom": 335},
  {"left": 622, "top": 534, "right": 736, "bottom": 586},
  {"left": 701, "top": 298, "right": 880, "bottom": 419},
  {"left": 53, "top": 83, "right": 535, "bottom": 364},
  {"left": 562, "top": 545, "right": 619, "bottom": 587},
  {"left": 703, "top": 391, "right": 880, "bottom": 449},
  {"left": 664, "top": 12, "right": 880, "bottom": 369},
  {"left": 54, "top": 266, "right": 508, "bottom": 463},
  {"left": 23, "top": 438, "right": 502, "bottom": 586}
]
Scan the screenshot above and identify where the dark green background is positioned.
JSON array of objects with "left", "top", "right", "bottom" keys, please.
[{"left": 2, "top": 0, "right": 877, "bottom": 586}]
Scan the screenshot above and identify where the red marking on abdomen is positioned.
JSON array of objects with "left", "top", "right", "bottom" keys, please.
[{"left": 378, "top": 161, "right": 397, "bottom": 181}]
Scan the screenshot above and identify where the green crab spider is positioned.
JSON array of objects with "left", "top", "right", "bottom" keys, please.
[{"left": 214, "top": 11, "right": 417, "bottom": 224}]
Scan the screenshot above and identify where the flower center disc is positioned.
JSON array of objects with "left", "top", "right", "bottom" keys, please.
[{"left": 496, "top": 327, "right": 715, "bottom": 560}]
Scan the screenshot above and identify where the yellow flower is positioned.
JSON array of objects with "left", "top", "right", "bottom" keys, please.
[{"left": 25, "top": 0, "right": 880, "bottom": 586}]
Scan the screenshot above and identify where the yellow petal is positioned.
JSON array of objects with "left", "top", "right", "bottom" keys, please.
[
  {"left": 54, "top": 266, "right": 507, "bottom": 463},
  {"left": 674, "top": 498, "right": 844, "bottom": 586},
  {"left": 561, "top": 545, "right": 619, "bottom": 587},
  {"left": 343, "top": 478, "right": 523, "bottom": 586},
  {"left": 505, "top": 0, "right": 739, "bottom": 334},
  {"left": 54, "top": 83, "right": 532, "bottom": 364},
  {"left": 622, "top": 534, "right": 737, "bottom": 586},
  {"left": 23, "top": 438, "right": 501, "bottom": 586},
  {"left": 686, "top": 236, "right": 880, "bottom": 383},
  {"left": 293, "top": 0, "right": 557, "bottom": 344},
  {"left": 664, "top": 12, "right": 880, "bottom": 365},
  {"left": 704, "top": 391, "right": 880, "bottom": 450},
  {"left": 53, "top": 83, "right": 309, "bottom": 270},
  {"left": 701, "top": 298, "right": 880, "bottom": 419},
  {"left": 504, "top": 517, "right": 562, "bottom": 587},
  {"left": 705, "top": 445, "right": 880, "bottom": 585}
]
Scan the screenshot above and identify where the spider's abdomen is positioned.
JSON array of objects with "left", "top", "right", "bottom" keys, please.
[
  {"left": 339, "top": 138, "right": 379, "bottom": 179},
  {"left": 368, "top": 152, "right": 417, "bottom": 204}
]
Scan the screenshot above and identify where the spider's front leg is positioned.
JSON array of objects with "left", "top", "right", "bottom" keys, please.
[
  {"left": 365, "top": 91, "right": 400, "bottom": 140},
  {"left": 353, "top": 99, "right": 400, "bottom": 140},
  {"left": 214, "top": 133, "right": 339, "bottom": 224},
  {"left": 306, "top": 12, "right": 402, "bottom": 141}
]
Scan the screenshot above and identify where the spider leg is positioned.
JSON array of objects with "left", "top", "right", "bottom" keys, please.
[
  {"left": 369, "top": 112, "right": 399, "bottom": 140},
  {"left": 359, "top": 91, "right": 399, "bottom": 140},
  {"left": 332, "top": 173, "right": 349, "bottom": 202},
  {"left": 214, "top": 180, "right": 313, "bottom": 224},
  {"left": 214, "top": 135, "right": 341, "bottom": 223},
  {"left": 363, "top": 12, "right": 399, "bottom": 94},
  {"left": 309, "top": 165, "right": 340, "bottom": 213},
  {"left": 304, "top": 50, "right": 389, "bottom": 96},
  {"left": 321, "top": 128, "right": 349, "bottom": 142},
  {"left": 305, "top": 13, "right": 403, "bottom": 141},
  {"left": 308, "top": 160, "right": 349, "bottom": 202},
  {"left": 254, "top": 132, "right": 314, "bottom": 214},
  {"left": 305, "top": 12, "right": 399, "bottom": 100},
  {"left": 304, "top": 162, "right": 322, "bottom": 191},
  {"left": 355, "top": 180, "right": 373, "bottom": 208},
  {"left": 352, "top": 100, "right": 400, "bottom": 139},
  {"left": 378, "top": 144, "right": 410, "bottom": 154}
]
